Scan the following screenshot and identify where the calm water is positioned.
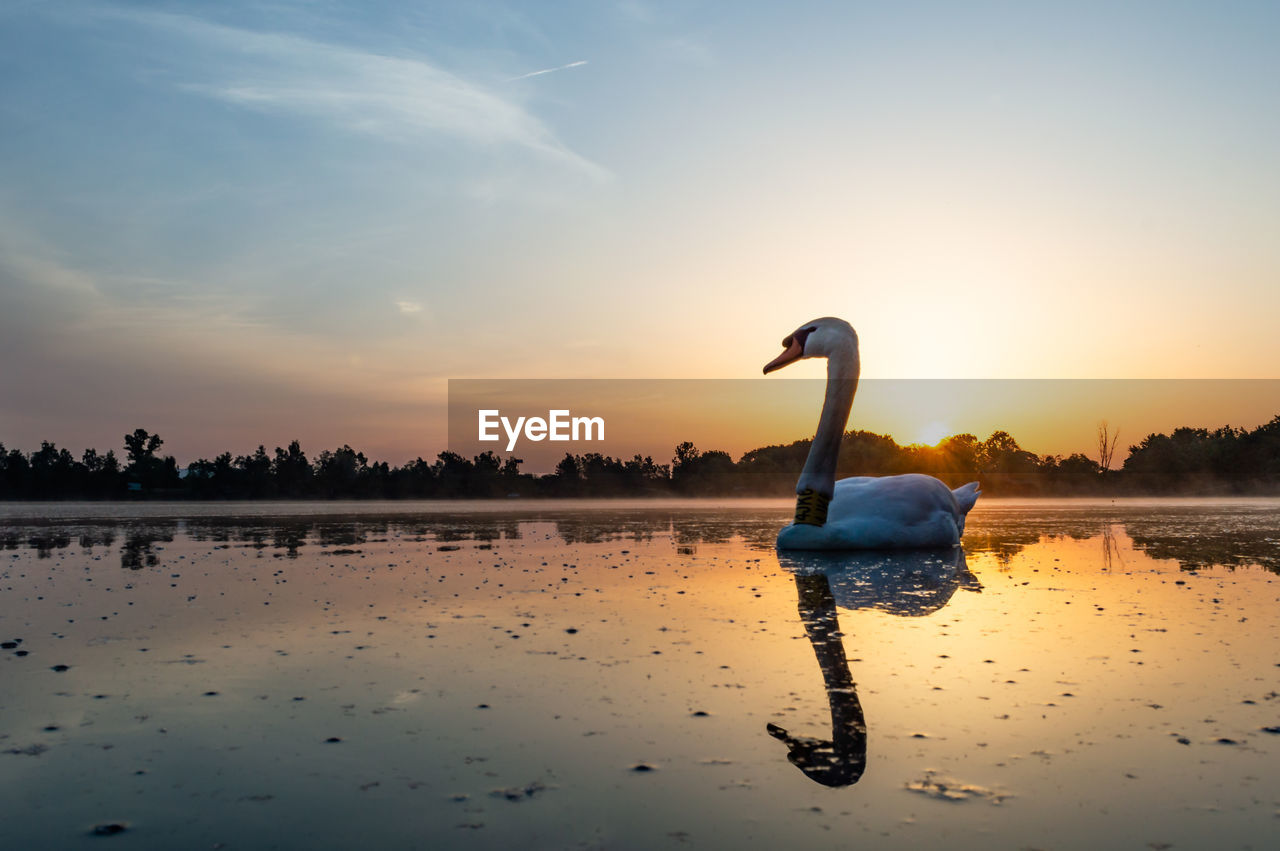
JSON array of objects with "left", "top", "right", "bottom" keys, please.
[{"left": 2, "top": 499, "right": 1278, "bottom": 849}]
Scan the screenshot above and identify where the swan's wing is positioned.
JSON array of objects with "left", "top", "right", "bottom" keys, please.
[{"left": 831, "top": 474, "right": 958, "bottom": 522}]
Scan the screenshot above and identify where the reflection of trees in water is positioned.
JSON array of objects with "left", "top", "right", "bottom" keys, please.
[
  {"left": 2, "top": 514, "right": 537, "bottom": 569},
  {"left": 121, "top": 536, "right": 159, "bottom": 570},
  {"left": 1123, "top": 519, "right": 1280, "bottom": 574},
  {"left": 28, "top": 532, "right": 72, "bottom": 558},
  {"left": 78, "top": 531, "right": 116, "bottom": 550},
  {"left": 956, "top": 529, "right": 1041, "bottom": 566},
  {"left": 314, "top": 522, "right": 376, "bottom": 548},
  {"left": 1, "top": 528, "right": 117, "bottom": 558},
  {"left": 673, "top": 517, "right": 777, "bottom": 550},
  {"left": 961, "top": 514, "right": 1105, "bottom": 567},
  {"left": 272, "top": 525, "right": 308, "bottom": 557},
  {"left": 1101, "top": 525, "right": 1125, "bottom": 573},
  {"left": 120, "top": 524, "right": 176, "bottom": 570},
  {"left": 965, "top": 508, "right": 1280, "bottom": 575},
  {"left": 433, "top": 524, "right": 486, "bottom": 543},
  {"left": 550, "top": 511, "right": 779, "bottom": 547},
  {"left": 3, "top": 506, "right": 1278, "bottom": 575},
  {"left": 768, "top": 549, "right": 979, "bottom": 787},
  {"left": 555, "top": 514, "right": 666, "bottom": 544}
]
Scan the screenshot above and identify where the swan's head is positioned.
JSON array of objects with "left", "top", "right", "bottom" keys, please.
[{"left": 763, "top": 317, "right": 857, "bottom": 374}]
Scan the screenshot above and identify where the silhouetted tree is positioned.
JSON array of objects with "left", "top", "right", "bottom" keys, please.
[
  {"left": 431, "top": 451, "right": 473, "bottom": 498},
  {"left": 124, "top": 428, "right": 161, "bottom": 466},
  {"left": 671, "top": 442, "right": 703, "bottom": 493},
  {"left": 123, "top": 428, "right": 179, "bottom": 492},
  {"left": 273, "top": 440, "right": 313, "bottom": 497},
  {"left": 927, "top": 433, "right": 983, "bottom": 484},
  {"left": 1123, "top": 425, "right": 1247, "bottom": 493},
  {"left": 315, "top": 445, "right": 367, "bottom": 496},
  {"left": 391, "top": 457, "right": 435, "bottom": 497},
  {"left": 1097, "top": 420, "right": 1119, "bottom": 473},
  {"left": 552, "top": 453, "right": 584, "bottom": 496},
  {"left": 623, "top": 454, "right": 669, "bottom": 493},
  {"left": 237, "top": 445, "right": 274, "bottom": 498}
]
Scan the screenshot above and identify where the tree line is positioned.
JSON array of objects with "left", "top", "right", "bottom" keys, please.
[{"left": 3, "top": 418, "right": 1280, "bottom": 500}]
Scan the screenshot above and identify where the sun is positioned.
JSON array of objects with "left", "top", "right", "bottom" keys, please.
[{"left": 914, "top": 421, "right": 951, "bottom": 447}]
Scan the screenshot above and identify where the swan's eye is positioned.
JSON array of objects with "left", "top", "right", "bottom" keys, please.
[{"left": 793, "top": 327, "right": 814, "bottom": 351}]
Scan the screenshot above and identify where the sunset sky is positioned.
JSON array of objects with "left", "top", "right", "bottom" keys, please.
[{"left": 2, "top": 1, "right": 1278, "bottom": 465}]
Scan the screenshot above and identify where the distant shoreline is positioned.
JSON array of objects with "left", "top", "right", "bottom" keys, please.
[
  {"left": 5, "top": 418, "right": 1278, "bottom": 501},
  {"left": 4, "top": 492, "right": 1280, "bottom": 509}
]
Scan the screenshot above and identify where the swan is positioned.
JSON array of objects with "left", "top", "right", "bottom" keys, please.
[{"left": 763, "top": 317, "right": 980, "bottom": 550}]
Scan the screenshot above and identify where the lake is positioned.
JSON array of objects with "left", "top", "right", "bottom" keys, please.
[{"left": 2, "top": 499, "right": 1278, "bottom": 849}]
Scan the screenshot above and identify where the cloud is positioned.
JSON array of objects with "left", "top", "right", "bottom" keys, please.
[
  {"left": 0, "top": 225, "right": 453, "bottom": 458},
  {"left": 0, "top": 227, "right": 100, "bottom": 300},
  {"left": 102, "top": 7, "right": 608, "bottom": 180},
  {"left": 507, "top": 60, "right": 588, "bottom": 82},
  {"left": 395, "top": 300, "right": 424, "bottom": 314}
]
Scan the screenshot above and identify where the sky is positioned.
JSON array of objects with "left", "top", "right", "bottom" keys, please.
[{"left": 2, "top": 1, "right": 1279, "bottom": 466}]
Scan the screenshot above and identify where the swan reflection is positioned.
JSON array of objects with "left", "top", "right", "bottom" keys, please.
[{"left": 768, "top": 548, "right": 979, "bottom": 787}]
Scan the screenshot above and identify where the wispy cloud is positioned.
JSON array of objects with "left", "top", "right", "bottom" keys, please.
[
  {"left": 102, "top": 8, "right": 608, "bottom": 180},
  {"left": 395, "top": 300, "right": 425, "bottom": 314},
  {"left": 507, "top": 60, "right": 588, "bottom": 82}
]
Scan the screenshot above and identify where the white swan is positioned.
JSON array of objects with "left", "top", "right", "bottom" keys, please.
[{"left": 763, "top": 317, "right": 980, "bottom": 550}]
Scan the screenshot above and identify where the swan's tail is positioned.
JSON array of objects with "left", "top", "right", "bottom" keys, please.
[{"left": 952, "top": 481, "right": 981, "bottom": 516}]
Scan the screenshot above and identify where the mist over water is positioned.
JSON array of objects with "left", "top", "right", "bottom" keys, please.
[{"left": 2, "top": 499, "right": 1278, "bottom": 848}]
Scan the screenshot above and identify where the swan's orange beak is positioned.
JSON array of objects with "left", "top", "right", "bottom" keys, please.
[{"left": 763, "top": 336, "right": 805, "bottom": 374}]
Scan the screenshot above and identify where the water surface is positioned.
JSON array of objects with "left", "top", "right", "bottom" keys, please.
[{"left": 2, "top": 499, "right": 1278, "bottom": 848}]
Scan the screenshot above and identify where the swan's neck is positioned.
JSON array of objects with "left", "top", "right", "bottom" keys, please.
[{"left": 796, "top": 341, "right": 858, "bottom": 507}]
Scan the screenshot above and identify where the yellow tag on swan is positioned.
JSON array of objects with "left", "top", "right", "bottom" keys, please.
[{"left": 794, "top": 488, "right": 831, "bottom": 526}]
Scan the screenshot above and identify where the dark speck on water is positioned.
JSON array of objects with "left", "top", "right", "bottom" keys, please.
[
  {"left": 491, "top": 781, "right": 548, "bottom": 801},
  {"left": 90, "top": 823, "right": 128, "bottom": 836},
  {"left": 630, "top": 763, "right": 657, "bottom": 773},
  {"left": 50, "top": 665, "right": 69, "bottom": 672}
]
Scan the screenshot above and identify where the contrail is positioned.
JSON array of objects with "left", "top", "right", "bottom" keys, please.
[{"left": 508, "top": 60, "right": 588, "bottom": 82}]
